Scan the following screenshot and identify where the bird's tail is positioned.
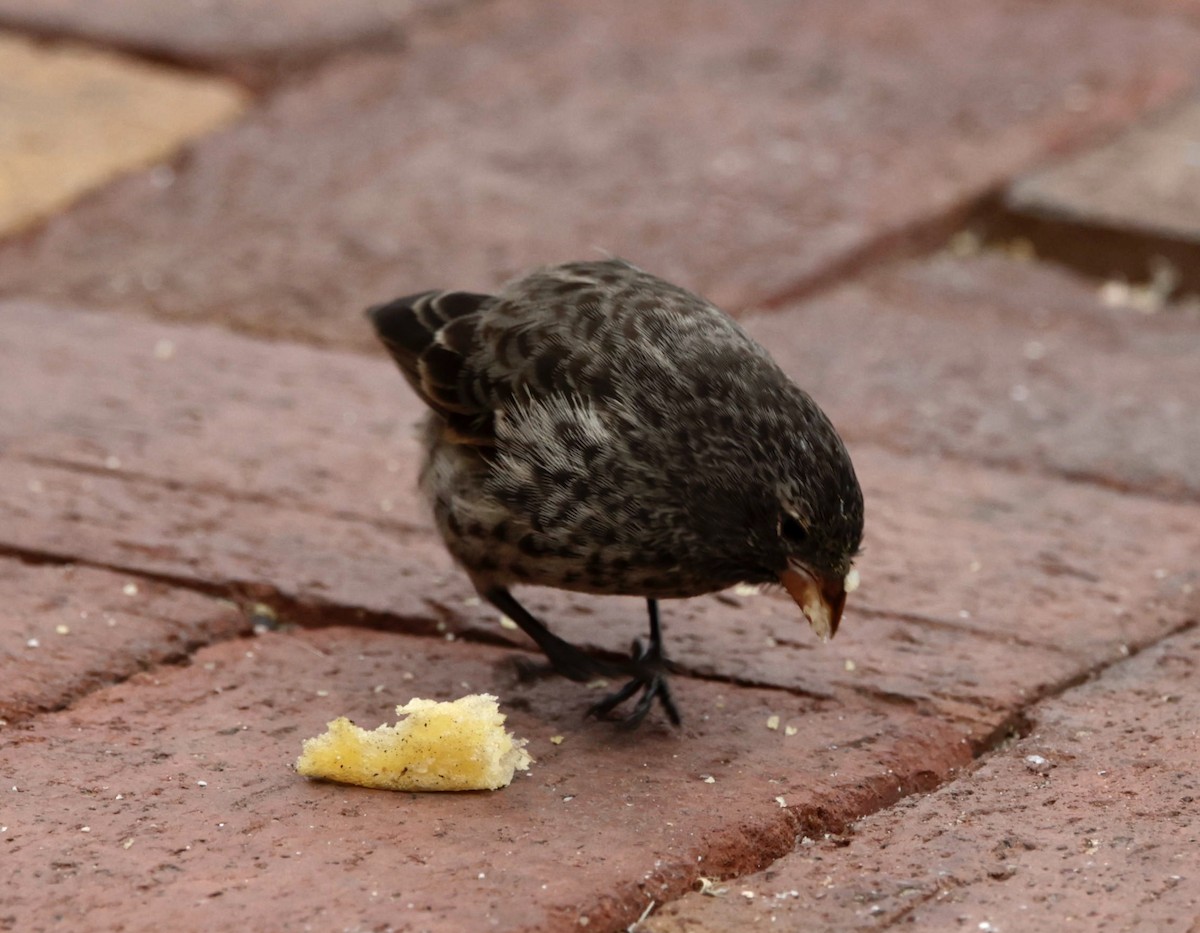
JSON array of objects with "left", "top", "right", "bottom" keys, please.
[{"left": 366, "top": 290, "right": 492, "bottom": 434}]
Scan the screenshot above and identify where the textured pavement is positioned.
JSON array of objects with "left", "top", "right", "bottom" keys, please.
[{"left": 1, "top": 3, "right": 1198, "bottom": 931}]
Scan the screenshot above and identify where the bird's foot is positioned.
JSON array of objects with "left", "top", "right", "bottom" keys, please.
[{"left": 587, "top": 638, "right": 682, "bottom": 728}]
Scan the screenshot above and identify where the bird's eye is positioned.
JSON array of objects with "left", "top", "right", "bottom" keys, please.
[{"left": 780, "top": 514, "right": 809, "bottom": 544}]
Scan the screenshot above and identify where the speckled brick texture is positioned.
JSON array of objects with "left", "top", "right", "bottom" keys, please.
[
  {"left": 745, "top": 253, "right": 1200, "bottom": 498},
  {"left": 644, "top": 626, "right": 1200, "bottom": 932},
  {"left": 0, "top": 560, "right": 245, "bottom": 725},
  {"left": 3, "top": 0, "right": 1200, "bottom": 345},
  {"left": 0, "top": 628, "right": 975, "bottom": 932},
  {"left": 3, "top": 1, "right": 1200, "bottom": 929}
]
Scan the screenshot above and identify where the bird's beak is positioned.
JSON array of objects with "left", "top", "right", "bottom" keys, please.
[{"left": 779, "top": 563, "right": 848, "bottom": 642}]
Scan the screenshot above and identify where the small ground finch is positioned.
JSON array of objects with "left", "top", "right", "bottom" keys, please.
[{"left": 369, "top": 259, "right": 863, "bottom": 726}]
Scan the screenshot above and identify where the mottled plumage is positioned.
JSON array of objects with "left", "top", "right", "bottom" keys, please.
[{"left": 369, "top": 259, "right": 863, "bottom": 725}]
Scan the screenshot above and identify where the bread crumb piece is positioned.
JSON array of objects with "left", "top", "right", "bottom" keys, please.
[
  {"left": 296, "top": 694, "right": 532, "bottom": 792},
  {"left": 766, "top": 715, "right": 780, "bottom": 731},
  {"left": 550, "top": 735, "right": 565, "bottom": 745}
]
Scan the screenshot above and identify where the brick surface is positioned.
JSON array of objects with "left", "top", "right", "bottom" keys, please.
[
  {"left": 745, "top": 252, "right": 1200, "bottom": 499},
  {"left": 0, "top": 31, "right": 246, "bottom": 236},
  {"left": 0, "top": 559, "right": 245, "bottom": 725},
  {"left": 3, "top": 0, "right": 1200, "bottom": 344},
  {"left": 0, "top": 0, "right": 431, "bottom": 73},
  {"left": 0, "top": 627, "right": 974, "bottom": 932},
  {"left": 3, "top": 303, "right": 1197, "bottom": 748},
  {"left": 644, "top": 625, "right": 1200, "bottom": 932}
]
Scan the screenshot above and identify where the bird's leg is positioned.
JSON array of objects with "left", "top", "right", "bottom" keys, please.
[
  {"left": 587, "top": 599, "right": 682, "bottom": 727},
  {"left": 484, "top": 587, "right": 620, "bottom": 683}
]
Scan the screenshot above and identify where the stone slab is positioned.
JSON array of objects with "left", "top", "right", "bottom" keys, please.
[
  {"left": 0, "top": 627, "right": 974, "bottom": 932},
  {"left": 644, "top": 625, "right": 1200, "bottom": 932},
  {"left": 0, "top": 31, "right": 247, "bottom": 236},
  {"left": 2, "top": 303, "right": 1197, "bottom": 746},
  {"left": 0, "top": 559, "right": 245, "bottom": 725},
  {"left": 3, "top": 0, "right": 1200, "bottom": 342}
]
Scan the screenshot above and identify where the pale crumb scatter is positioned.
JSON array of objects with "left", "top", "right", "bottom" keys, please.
[
  {"left": 25, "top": 638, "right": 39, "bottom": 649},
  {"left": 702, "top": 775, "right": 716, "bottom": 784},
  {"left": 947, "top": 229, "right": 981, "bottom": 257},
  {"left": 562, "top": 795, "right": 574, "bottom": 803},
  {"left": 766, "top": 714, "right": 780, "bottom": 730},
  {"left": 1006, "top": 237, "right": 1036, "bottom": 261},
  {"left": 550, "top": 735, "right": 564, "bottom": 745},
  {"left": 741, "top": 890, "right": 756, "bottom": 900},
  {"left": 843, "top": 567, "right": 860, "bottom": 593},
  {"left": 775, "top": 796, "right": 787, "bottom": 808},
  {"left": 784, "top": 725, "right": 798, "bottom": 737},
  {"left": 55, "top": 625, "right": 70, "bottom": 635},
  {"left": 587, "top": 678, "right": 610, "bottom": 690},
  {"left": 315, "top": 690, "right": 329, "bottom": 697},
  {"left": 499, "top": 614, "right": 518, "bottom": 630},
  {"left": 462, "top": 596, "right": 481, "bottom": 608},
  {"left": 402, "top": 672, "right": 414, "bottom": 680},
  {"left": 80, "top": 826, "right": 90, "bottom": 833},
  {"left": 196, "top": 780, "right": 207, "bottom": 787},
  {"left": 733, "top": 583, "right": 762, "bottom": 597},
  {"left": 844, "top": 659, "right": 857, "bottom": 672},
  {"left": 123, "top": 838, "right": 134, "bottom": 849},
  {"left": 122, "top": 583, "right": 139, "bottom": 596},
  {"left": 373, "top": 684, "right": 386, "bottom": 694}
]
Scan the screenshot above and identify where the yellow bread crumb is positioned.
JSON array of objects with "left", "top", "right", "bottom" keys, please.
[{"left": 296, "top": 694, "right": 532, "bottom": 792}]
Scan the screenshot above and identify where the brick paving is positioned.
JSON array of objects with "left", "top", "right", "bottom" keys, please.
[{"left": 1, "top": 3, "right": 1198, "bottom": 931}]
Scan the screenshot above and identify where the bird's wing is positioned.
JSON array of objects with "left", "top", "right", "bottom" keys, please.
[
  {"left": 470, "top": 259, "right": 769, "bottom": 412},
  {"left": 367, "top": 290, "right": 497, "bottom": 444},
  {"left": 368, "top": 259, "right": 774, "bottom": 445}
]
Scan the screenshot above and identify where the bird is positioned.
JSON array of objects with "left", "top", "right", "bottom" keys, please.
[{"left": 367, "top": 258, "right": 863, "bottom": 726}]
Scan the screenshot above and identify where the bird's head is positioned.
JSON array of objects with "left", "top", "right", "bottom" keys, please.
[{"left": 743, "top": 388, "right": 864, "bottom": 642}]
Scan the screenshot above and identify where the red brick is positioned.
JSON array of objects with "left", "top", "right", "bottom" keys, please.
[
  {"left": 0, "top": 559, "right": 244, "bottom": 725},
  {"left": 0, "top": 627, "right": 973, "bottom": 932},
  {"left": 3, "top": 0, "right": 1199, "bottom": 344},
  {"left": 745, "top": 252, "right": 1200, "bottom": 499},
  {"left": 645, "top": 625, "right": 1200, "bottom": 932},
  {"left": 2, "top": 304, "right": 1197, "bottom": 747}
]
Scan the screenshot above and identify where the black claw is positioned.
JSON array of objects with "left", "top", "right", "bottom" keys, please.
[
  {"left": 488, "top": 589, "right": 682, "bottom": 727},
  {"left": 585, "top": 615, "right": 682, "bottom": 727}
]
